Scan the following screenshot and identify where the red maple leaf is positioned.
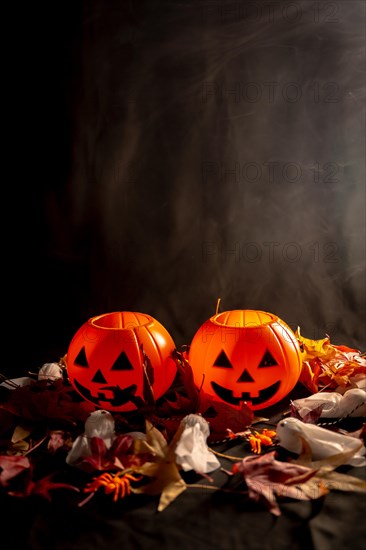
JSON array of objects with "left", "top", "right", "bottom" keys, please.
[
  {"left": 71, "top": 434, "right": 152, "bottom": 473},
  {"left": 0, "top": 380, "right": 95, "bottom": 424},
  {"left": 198, "top": 393, "right": 254, "bottom": 443}
]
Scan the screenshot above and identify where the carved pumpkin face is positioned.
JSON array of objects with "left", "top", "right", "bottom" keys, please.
[
  {"left": 66, "top": 312, "right": 177, "bottom": 412},
  {"left": 188, "top": 310, "right": 302, "bottom": 411}
]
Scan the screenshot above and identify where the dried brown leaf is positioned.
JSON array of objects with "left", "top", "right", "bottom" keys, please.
[{"left": 232, "top": 451, "right": 319, "bottom": 516}]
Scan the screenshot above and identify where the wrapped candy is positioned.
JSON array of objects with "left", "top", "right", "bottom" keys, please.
[
  {"left": 276, "top": 417, "right": 366, "bottom": 467},
  {"left": 292, "top": 388, "right": 366, "bottom": 419},
  {"left": 175, "top": 414, "right": 220, "bottom": 474},
  {"left": 66, "top": 410, "right": 115, "bottom": 466}
]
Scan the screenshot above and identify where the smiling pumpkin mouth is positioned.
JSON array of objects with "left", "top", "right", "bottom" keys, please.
[
  {"left": 211, "top": 380, "right": 281, "bottom": 406},
  {"left": 73, "top": 378, "right": 138, "bottom": 407}
]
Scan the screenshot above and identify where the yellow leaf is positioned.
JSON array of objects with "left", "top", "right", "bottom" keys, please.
[
  {"left": 315, "top": 470, "right": 366, "bottom": 493},
  {"left": 132, "top": 421, "right": 187, "bottom": 511},
  {"left": 7, "top": 440, "right": 30, "bottom": 455},
  {"left": 133, "top": 460, "right": 187, "bottom": 511},
  {"left": 142, "top": 420, "right": 169, "bottom": 458},
  {"left": 11, "top": 425, "right": 32, "bottom": 444},
  {"left": 295, "top": 327, "right": 333, "bottom": 361},
  {"left": 294, "top": 436, "right": 364, "bottom": 471}
]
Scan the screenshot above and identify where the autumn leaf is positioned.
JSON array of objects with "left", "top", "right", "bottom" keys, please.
[
  {"left": 289, "top": 402, "right": 325, "bottom": 424},
  {"left": 132, "top": 460, "right": 186, "bottom": 511},
  {"left": 297, "top": 469, "right": 366, "bottom": 499},
  {"left": 110, "top": 434, "right": 151, "bottom": 469},
  {"left": 174, "top": 349, "right": 199, "bottom": 405},
  {"left": 296, "top": 328, "right": 366, "bottom": 393},
  {"left": 149, "top": 416, "right": 184, "bottom": 442},
  {"left": 157, "top": 349, "right": 199, "bottom": 416},
  {"left": 0, "top": 380, "right": 95, "bottom": 424},
  {"left": 0, "top": 455, "right": 31, "bottom": 486},
  {"left": 232, "top": 451, "right": 320, "bottom": 516},
  {"left": 47, "top": 430, "right": 73, "bottom": 454},
  {"left": 198, "top": 394, "right": 254, "bottom": 443},
  {"left": 141, "top": 347, "right": 156, "bottom": 407},
  {"left": 69, "top": 433, "right": 152, "bottom": 474},
  {"left": 134, "top": 420, "right": 170, "bottom": 460},
  {"left": 291, "top": 437, "right": 366, "bottom": 496},
  {"left": 132, "top": 421, "right": 187, "bottom": 511},
  {"left": 11, "top": 425, "right": 32, "bottom": 444}
]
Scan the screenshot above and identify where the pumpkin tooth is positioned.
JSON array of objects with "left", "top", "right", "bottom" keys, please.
[
  {"left": 250, "top": 381, "right": 281, "bottom": 406},
  {"left": 210, "top": 380, "right": 281, "bottom": 407}
]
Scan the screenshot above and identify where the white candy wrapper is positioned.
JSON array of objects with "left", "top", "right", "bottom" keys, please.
[
  {"left": 276, "top": 417, "right": 366, "bottom": 467},
  {"left": 66, "top": 410, "right": 115, "bottom": 466},
  {"left": 292, "top": 388, "right": 366, "bottom": 419},
  {"left": 175, "top": 414, "right": 220, "bottom": 474}
]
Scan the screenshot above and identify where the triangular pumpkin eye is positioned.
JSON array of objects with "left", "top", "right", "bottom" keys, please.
[
  {"left": 213, "top": 350, "right": 233, "bottom": 369},
  {"left": 111, "top": 351, "right": 134, "bottom": 371},
  {"left": 258, "top": 350, "right": 277, "bottom": 368},
  {"left": 75, "top": 347, "right": 89, "bottom": 368}
]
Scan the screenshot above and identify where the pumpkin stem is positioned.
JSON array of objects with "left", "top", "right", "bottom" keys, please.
[{"left": 215, "top": 297, "right": 221, "bottom": 315}]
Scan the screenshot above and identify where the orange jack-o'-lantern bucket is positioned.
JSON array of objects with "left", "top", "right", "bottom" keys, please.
[
  {"left": 66, "top": 312, "right": 177, "bottom": 412},
  {"left": 188, "top": 309, "right": 302, "bottom": 411}
]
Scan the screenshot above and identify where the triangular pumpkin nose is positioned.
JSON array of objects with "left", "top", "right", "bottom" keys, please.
[
  {"left": 92, "top": 369, "right": 107, "bottom": 384},
  {"left": 237, "top": 369, "right": 254, "bottom": 383}
]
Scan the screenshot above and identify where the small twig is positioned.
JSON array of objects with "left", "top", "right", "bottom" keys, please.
[
  {"left": 208, "top": 448, "right": 240, "bottom": 461},
  {"left": 0, "top": 374, "right": 20, "bottom": 389},
  {"left": 78, "top": 492, "right": 95, "bottom": 507},
  {"left": 24, "top": 434, "right": 48, "bottom": 456}
]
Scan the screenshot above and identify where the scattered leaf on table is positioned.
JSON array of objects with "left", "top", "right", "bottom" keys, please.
[
  {"left": 232, "top": 451, "right": 319, "bottom": 516},
  {"left": 0, "top": 380, "right": 95, "bottom": 424},
  {"left": 133, "top": 459, "right": 187, "bottom": 511},
  {"left": 296, "top": 328, "right": 366, "bottom": 393},
  {"left": 0, "top": 455, "right": 31, "bottom": 486},
  {"left": 134, "top": 420, "right": 169, "bottom": 459},
  {"left": 297, "top": 468, "right": 366, "bottom": 499},
  {"left": 292, "top": 436, "right": 366, "bottom": 496},
  {"left": 289, "top": 402, "right": 325, "bottom": 424},
  {"left": 198, "top": 395, "right": 254, "bottom": 442},
  {"left": 132, "top": 421, "right": 187, "bottom": 511},
  {"left": 47, "top": 430, "right": 73, "bottom": 453},
  {"left": 69, "top": 434, "right": 151, "bottom": 473},
  {"left": 293, "top": 435, "right": 365, "bottom": 471},
  {"left": 11, "top": 425, "right": 33, "bottom": 444}
]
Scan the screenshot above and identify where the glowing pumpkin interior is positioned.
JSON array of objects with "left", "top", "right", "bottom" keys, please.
[
  {"left": 66, "top": 312, "right": 177, "bottom": 412},
  {"left": 188, "top": 310, "right": 302, "bottom": 410}
]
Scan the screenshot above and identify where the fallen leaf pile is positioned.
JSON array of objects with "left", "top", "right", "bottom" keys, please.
[
  {"left": 0, "top": 336, "right": 365, "bottom": 516},
  {"left": 296, "top": 328, "right": 366, "bottom": 393}
]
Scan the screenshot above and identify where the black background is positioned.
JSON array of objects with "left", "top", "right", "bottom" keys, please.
[
  {"left": 4, "top": 3, "right": 366, "bottom": 548},
  {"left": 10, "top": 0, "right": 365, "bottom": 377}
]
